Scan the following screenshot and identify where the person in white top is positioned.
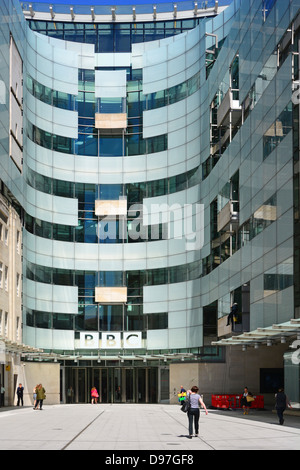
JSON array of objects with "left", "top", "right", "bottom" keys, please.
[{"left": 186, "top": 386, "right": 208, "bottom": 438}]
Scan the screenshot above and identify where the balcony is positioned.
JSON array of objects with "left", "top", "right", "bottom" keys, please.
[
  {"left": 217, "top": 200, "right": 239, "bottom": 232},
  {"left": 95, "top": 287, "right": 127, "bottom": 303},
  {"left": 95, "top": 113, "right": 127, "bottom": 133},
  {"left": 95, "top": 198, "right": 127, "bottom": 217},
  {"left": 217, "top": 89, "right": 242, "bottom": 128}
]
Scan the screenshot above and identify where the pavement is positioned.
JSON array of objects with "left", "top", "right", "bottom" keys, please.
[{"left": 0, "top": 404, "right": 299, "bottom": 452}]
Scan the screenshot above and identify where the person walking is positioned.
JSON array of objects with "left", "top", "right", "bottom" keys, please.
[
  {"left": 33, "top": 385, "right": 38, "bottom": 409},
  {"left": 0, "top": 385, "right": 5, "bottom": 407},
  {"left": 186, "top": 386, "right": 208, "bottom": 438},
  {"left": 16, "top": 383, "right": 24, "bottom": 406},
  {"left": 91, "top": 387, "right": 99, "bottom": 404},
  {"left": 67, "top": 386, "right": 74, "bottom": 404},
  {"left": 240, "top": 387, "right": 254, "bottom": 414},
  {"left": 34, "top": 384, "right": 46, "bottom": 410},
  {"left": 275, "top": 388, "right": 291, "bottom": 425},
  {"left": 178, "top": 385, "right": 187, "bottom": 404}
]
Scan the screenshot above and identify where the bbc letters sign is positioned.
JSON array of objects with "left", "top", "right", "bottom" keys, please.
[{"left": 80, "top": 332, "right": 142, "bottom": 349}]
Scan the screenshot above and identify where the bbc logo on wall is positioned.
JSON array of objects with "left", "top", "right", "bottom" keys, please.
[{"left": 80, "top": 332, "right": 142, "bottom": 349}]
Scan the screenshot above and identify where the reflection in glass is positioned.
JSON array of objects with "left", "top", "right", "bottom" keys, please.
[
  {"left": 263, "top": 103, "right": 293, "bottom": 160},
  {"left": 264, "top": 257, "right": 294, "bottom": 296}
]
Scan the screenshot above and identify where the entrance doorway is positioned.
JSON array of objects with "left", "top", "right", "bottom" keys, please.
[{"left": 63, "top": 367, "right": 160, "bottom": 404}]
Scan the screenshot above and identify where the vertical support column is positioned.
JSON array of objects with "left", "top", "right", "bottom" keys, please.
[{"left": 61, "top": 366, "right": 65, "bottom": 404}]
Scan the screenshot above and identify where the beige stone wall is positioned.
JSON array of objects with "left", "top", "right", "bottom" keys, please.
[
  {"left": 0, "top": 195, "right": 23, "bottom": 406},
  {"left": 170, "top": 343, "right": 288, "bottom": 407},
  {"left": 16, "top": 362, "right": 60, "bottom": 406},
  {"left": 0, "top": 195, "right": 22, "bottom": 344}
]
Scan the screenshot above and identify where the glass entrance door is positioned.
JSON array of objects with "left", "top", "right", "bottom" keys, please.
[
  {"left": 77, "top": 368, "right": 87, "bottom": 403},
  {"left": 64, "top": 366, "right": 159, "bottom": 403},
  {"left": 108, "top": 368, "right": 134, "bottom": 402}
]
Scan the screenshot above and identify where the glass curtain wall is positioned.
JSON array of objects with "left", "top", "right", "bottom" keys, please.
[{"left": 28, "top": 19, "right": 204, "bottom": 52}]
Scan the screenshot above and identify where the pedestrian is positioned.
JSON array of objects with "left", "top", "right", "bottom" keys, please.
[
  {"left": 115, "top": 385, "right": 121, "bottom": 402},
  {"left": 91, "top": 386, "right": 99, "bottom": 404},
  {"left": 34, "top": 384, "right": 46, "bottom": 410},
  {"left": 275, "top": 387, "right": 291, "bottom": 425},
  {"left": 67, "top": 386, "right": 73, "bottom": 404},
  {"left": 178, "top": 385, "right": 187, "bottom": 403},
  {"left": 186, "top": 386, "right": 208, "bottom": 438},
  {"left": 33, "top": 385, "right": 38, "bottom": 409},
  {"left": 16, "top": 383, "right": 24, "bottom": 406},
  {"left": 0, "top": 385, "right": 5, "bottom": 407},
  {"left": 240, "top": 387, "right": 254, "bottom": 414}
]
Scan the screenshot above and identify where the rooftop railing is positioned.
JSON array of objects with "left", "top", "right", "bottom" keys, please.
[{"left": 20, "top": 0, "right": 232, "bottom": 21}]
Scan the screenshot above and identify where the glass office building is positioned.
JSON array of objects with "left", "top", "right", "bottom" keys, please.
[{"left": 0, "top": 0, "right": 300, "bottom": 405}]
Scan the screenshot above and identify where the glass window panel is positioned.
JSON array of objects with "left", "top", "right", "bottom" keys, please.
[
  {"left": 84, "top": 304, "right": 98, "bottom": 330},
  {"left": 99, "top": 97, "right": 123, "bottom": 113},
  {"left": 85, "top": 24, "right": 97, "bottom": 45},
  {"left": 99, "top": 184, "right": 123, "bottom": 200},
  {"left": 53, "top": 313, "right": 74, "bottom": 330},
  {"left": 147, "top": 312, "right": 168, "bottom": 329},
  {"left": 187, "top": 165, "right": 201, "bottom": 188},
  {"left": 263, "top": 103, "right": 293, "bottom": 160},
  {"left": 188, "top": 261, "right": 202, "bottom": 280},
  {"left": 127, "top": 91, "right": 141, "bottom": 117},
  {"left": 76, "top": 132, "right": 98, "bottom": 156},
  {"left": 53, "top": 179, "right": 73, "bottom": 198},
  {"left": 35, "top": 265, "right": 52, "bottom": 284},
  {"left": 35, "top": 172, "right": 51, "bottom": 194},
  {"left": 75, "top": 313, "right": 85, "bottom": 331},
  {"left": 98, "top": 25, "right": 114, "bottom": 52},
  {"left": 147, "top": 134, "right": 167, "bottom": 154},
  {"left": 53, "top": 268, "right": 73, "bottom": 285},
  {"left": 53, "top": 134, "right": 73, "bottom": 154},
  {"left": 53, "top": 90, "right": 69, "bottom": 110},
  {"left": 99, "top": 305, "right": 123, "bottom": 331},
  {"left": 169, "top": 265, "right": 187, "bottom": 283},
  {"left": 125, "top": 304, "right": 144, "bottom": 330},
  {"left": 26, "top": 310, "right": 34, "bottom": 327},
  {"left": 98, "top": 271, "right": 123, "bottom": 287},
  {"left": 126, "top": 182, "right": 146, "bottom": 204},
  {"left": 148, "top": 178, "right": 167, "bottom": 198},
  {"left": 100, "top": 135, "right": 123, "bottom": 156},
  {"left": 132, "top": 24, "right": 144, "bottom": 44},
  {"left": 35, "top": 311, "right": 51, "bottom": 329},
  {"left": 115, "top": 24, "right": 131, "bottom": 52},
  {"left": 26, "top": 75, "right": 34, "bottom": 95},
  {"left": 84, "top": 220, "right": 98, "bottom": 243},
  {"left": 64, "top": 24, "right": 84, "bottom": 43}
]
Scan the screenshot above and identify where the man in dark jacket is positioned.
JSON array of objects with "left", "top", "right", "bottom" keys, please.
[
  {"left": 275, "top": 388, "right": 291, "bottom": 425},
  {"left": 227, "top": 303, "right": 238, "bottom": 327},
  {"left": 16, "top": 383, "right": 24, "bottom": 406}
]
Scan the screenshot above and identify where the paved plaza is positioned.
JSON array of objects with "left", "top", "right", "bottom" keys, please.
[{"left": 0, "top": 403, "right": 299, "bottom": 451}]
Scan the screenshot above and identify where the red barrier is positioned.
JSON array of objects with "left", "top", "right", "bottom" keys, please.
[{"left": 211, "top": 394, "right": 264, "bottom": 409}]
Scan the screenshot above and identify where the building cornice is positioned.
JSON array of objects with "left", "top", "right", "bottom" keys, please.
[{"left": 20, "top": 1, "right": 229, "bottom": 23}]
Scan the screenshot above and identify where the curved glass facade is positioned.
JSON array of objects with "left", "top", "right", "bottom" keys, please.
[
  {"left": 21, "top": 0, "right": 297, "bottom": 357},
  {"left": 1, "top": 0, "right": 300, "bottom": 405},
  {"left": 27, "top": 17, "right": 207, "bottom": 52}
]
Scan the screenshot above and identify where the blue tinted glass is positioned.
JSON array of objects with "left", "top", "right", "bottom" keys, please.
[
  {"left": 99, "top": 184, "right": 123, "bottom": 200},
  {"left": 75, "top": 133, "right": 98, "bottom": 156},
  {"left": 100, "top": 136, "right": 123, "bottom": 156},
  {"left": 99, "top": 97, "right": 123, "bottom": 113}
]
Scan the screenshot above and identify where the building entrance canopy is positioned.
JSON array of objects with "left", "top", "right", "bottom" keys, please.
[
  {"left": 212, "top": 318, "right": 300, "bottom": 349},
  {"left": 20, "top": 351, "right": 195, "bottom": 363},
  {"left": 0, "top": 336, "right": 42, "bottom": 356}
]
